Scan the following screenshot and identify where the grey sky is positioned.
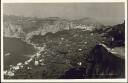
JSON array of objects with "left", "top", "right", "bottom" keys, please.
[{"left": 3, "top": 3, "right": 125, "bottom": 25}]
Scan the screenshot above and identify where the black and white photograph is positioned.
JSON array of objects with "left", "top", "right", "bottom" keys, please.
[{"left": 1, "top": 0, "right": 127, "bottom": 82}]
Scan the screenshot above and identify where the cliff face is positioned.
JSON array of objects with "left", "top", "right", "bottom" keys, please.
[
  {"left": 25, "top": 20, "right": 72, "bottom": 41},
  {"left": 3, "top": 15, "right": 102, "bottom": 41},
  {"left": 4, "top": 16, "right": 70, "bottom": 40},
  {"left": 4, "top": 22, "right": 25, "bottom": 38}
]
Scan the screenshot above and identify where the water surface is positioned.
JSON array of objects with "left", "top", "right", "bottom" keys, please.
[{"left": 4, "top": 37, "right": 36, "bottom": 69}]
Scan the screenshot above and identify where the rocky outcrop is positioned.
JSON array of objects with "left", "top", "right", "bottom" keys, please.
[
  {"left": 3, "top": 22, "right": 25, "bottom": 38},
  {"left": 96, "top": 21, "right": 125, "bottom": 48},
  {"left": 85, "top": 44, "right": 125, "bottom": 78},
  {"left": 3, "top": 15, "right": 103, "bottom": 42},
  {"left": 60, "top": 44, "right": 125, "bottom": 79}
]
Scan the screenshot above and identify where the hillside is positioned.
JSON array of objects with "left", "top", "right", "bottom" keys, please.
[
  {"left": 4, "top": 28, "right": 125, "bottom": 79},
  {"left": 95, "top": 21, "right": 125, "bottom": 48},
  {"left": 3, "top": 15, "right": 125, "bottom": 79}
]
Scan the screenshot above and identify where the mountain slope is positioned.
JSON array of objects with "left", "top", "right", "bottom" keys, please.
[
  {"left": 60, "top": 44, "right": 125, "bottom": 79},
  {"left": 3, "top": 15, "right": 104, "bottom": 40},
  {"left": 3, "top": 15, "right": 125, "bottom": 79},
  {"left": 4, "top": 28, "right": 125, "bottom": 79}
]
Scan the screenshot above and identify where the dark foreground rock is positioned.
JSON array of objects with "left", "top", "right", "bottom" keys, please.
[{"left": 60, "top": 45, "right": 125, "bottom": 79}]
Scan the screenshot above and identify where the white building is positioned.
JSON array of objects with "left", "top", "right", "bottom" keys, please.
[
  {"left": 34, "top": 61, "right": 39, "bottom": 66},
  {"left": 6, "top": 71, "right": 14, "bottom": 77},
  {"left": 77, "top": 62, "right": 82, "bottom": 66}
]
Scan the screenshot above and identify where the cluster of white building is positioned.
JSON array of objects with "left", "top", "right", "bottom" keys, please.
[
  {"left": 4, "top": 62, "right": 23, "bottom": 77},
  {"left": 73, "top": 24, "right": 95, "bottom": 31},
  {"left": 4, "top": 43, "right": 46, "bottom": 77}
]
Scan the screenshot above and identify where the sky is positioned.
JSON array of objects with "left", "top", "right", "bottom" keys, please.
[{"left": 3, "top": 3, "right": 125, "bottom": 26}]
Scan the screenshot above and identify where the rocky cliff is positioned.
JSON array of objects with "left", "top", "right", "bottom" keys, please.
[{"left": 3, "top": 15, "right": 103, "bottom": 41}]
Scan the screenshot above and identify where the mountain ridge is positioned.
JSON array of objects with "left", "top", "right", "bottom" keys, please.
[{"left": 3, "top": 15, "right": 104, "bottom": 41}]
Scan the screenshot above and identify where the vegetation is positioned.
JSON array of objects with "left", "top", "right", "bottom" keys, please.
[{"left": 4, "top": 15, "right": 125, "bottom": 79}]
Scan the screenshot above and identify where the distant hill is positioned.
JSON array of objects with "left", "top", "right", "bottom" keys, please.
[
  {"left": 3, "top": 15, "right": 104, "bottom": 40},
  {"left": 72, "top": 17, "right": 102, "bottom": 26},
  {"left": 99, "top": 21, "right": 125, "bottom": 48}
]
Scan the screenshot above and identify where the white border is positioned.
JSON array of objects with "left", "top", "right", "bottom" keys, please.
[
  {"left": 2, "top": 0, "right": 126, "bottom": 3},
  {"left": 1, "top": 0, "right": 4, "bottom": 82},
  {"left": 1, "top": 0, "right": 127, "bottom": 82}
]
